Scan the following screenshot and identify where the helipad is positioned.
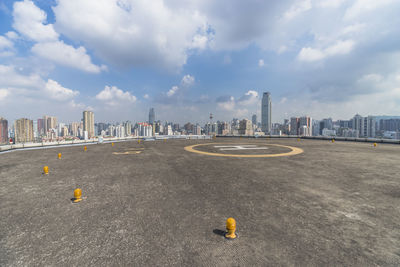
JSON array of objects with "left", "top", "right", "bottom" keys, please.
[
  {"left": 1, "top": 138, "right": 400, "bottom": 266},
  {"left": 184, "top": 142, "right": 304, "bottom": 157}
]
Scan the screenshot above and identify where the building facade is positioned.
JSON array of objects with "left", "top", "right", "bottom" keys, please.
[
  {"left": 83, "top": 111, "right": 95, "bottom": 138},
  {"left": 14, "top": 118, "right": 34, "bottom": 143},
  {"left": 0, "top": 117, "right": 8, "bottom": 144},
  {"left": 261, "top": 92, "right": 272, "bottom": 134},
  {"left": 149, "top": 108, "right": 155, "bottom": 124}
]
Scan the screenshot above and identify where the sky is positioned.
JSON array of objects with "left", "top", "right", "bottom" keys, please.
[{"left": 0, "top": 0, "right": 400, "bottom": 124}]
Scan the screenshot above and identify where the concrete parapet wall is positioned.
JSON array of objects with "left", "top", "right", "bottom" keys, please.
[
  {"left": 0, "top": 135, "right": 210, "bottom": 153},
  {"left": 217, "top": 135, "right": 400, "bottom": 144}
]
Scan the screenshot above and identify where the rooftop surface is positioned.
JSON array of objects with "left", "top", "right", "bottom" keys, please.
[{"left": 1, "top": 138, "right": 400, "bottom": 266}]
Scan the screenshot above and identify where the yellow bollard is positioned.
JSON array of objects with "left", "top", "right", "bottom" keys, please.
[
  {"left": 297, "top": 138, "right": 300, "bottom": 141},
  {"left": 43, "top": 166, "right": 49, "bottom": 175},
  {"left": 374, "top": 143, "right": 377, "bottom": 147},
  {"left": 58, "top": 153, "right": 62, "bottom": 159},
  {"left": 73, "top": 188, "right": 82, "bottom": 203},
  {"left": 112, "top": 142, "right": 114, "bottom": 147},
  {"left": 164, "top": 139, "right": 166, "bottom": 142},
  {"left": 84, "top": 146, "right": 87, "bottom": 151},
  {"left": 225, "top": 217, "right": 237, "bottom": 239},
  {"left": 332, "top": 139, "right": 335, "bottom": 143}
]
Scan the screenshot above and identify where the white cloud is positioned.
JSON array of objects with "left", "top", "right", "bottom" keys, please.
[
  {"left": 297, "top": 47, "right": 325, "bottom": 62},
  {"left": 5, "top": 31, "right": 19, "bottom": 40},
  {"left": 53, "top": 0, "right": 212, "bottom": 70},
  {"left": 191, "top": 34, "right": 209, "bottom": 50},
  {"left": 143, "top": 94, "right": 149, "bottom": 99},
  {"left": 32, "top": 41, "right": 106, "bottom": 73},
  {"left": 181, "top": 75, "right": 195, "bottom": 87},
  {"left": 0, "top": 64, "right": 42, "bottom": 88},
  {"left": 96, "top": 85, "right": 137, "bottom": 105},
  {"left": 167, "top": 86, "right": 179, "bottom": 97},
  {"left": 358, "top": 73, "right": 383, "bottom": 83},
  {"left": 217, "top": 96, "right": 235, "bottom": 111},
  {"left": 277, "top": 45, "right": 287, "bottom": 54},
  {"left": 344, "top": 0, "right": 396, "bottom": 19},
  {"left": 12, "top": 0, "right": 59, "bottom": 42},
  {"left": 341, "top": 23, "right": 365, "bottom": 35},
  {"left": 325, "top": 40, "right": 355, "bottom": 56},
  {"left": 12, "top": 0, "right": 105, "bottom": 74},
  {"left": 43, "top": 79, "right": 79, "bottom": 101},
  {"left": 0, "top": 36, "right": 13, "bottom": 50},
  {"left": 317, "top": 0, "right": 346, "bottom": 8},
  {"left": 284, "top": 0, "right": 312, "bottom": 20},
  {"left": 238, "top": 90, "right": 258, "bottom": 105},
  {"left": 258, "top": 59, "right": 265, "bottom": 67},
  {"left": 0, "top": 89, "right": 9, "bottom": 101},
  {"left": 298, "top": 40, "right": 355, "bottom": 62}
]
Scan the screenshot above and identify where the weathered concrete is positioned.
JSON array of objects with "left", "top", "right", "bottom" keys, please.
[{"left": 1, "top": 138, "right": 399, "bottom": 266}]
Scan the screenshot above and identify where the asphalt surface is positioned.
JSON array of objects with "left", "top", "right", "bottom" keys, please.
[{"left": 1, "top": 138, "right": 400, "bottom": 266}]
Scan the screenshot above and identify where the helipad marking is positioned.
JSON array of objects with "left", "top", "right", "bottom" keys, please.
[
  {"left": 214, "top": 145, "right": 269, "bottom": 151},
  {"left": 184, "top": 143, "right": 303, "bottom": 158}
]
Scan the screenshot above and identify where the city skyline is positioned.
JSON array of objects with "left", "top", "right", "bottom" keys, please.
[{"left": 0, "top": 1, "right": 400, "bottom": 123}]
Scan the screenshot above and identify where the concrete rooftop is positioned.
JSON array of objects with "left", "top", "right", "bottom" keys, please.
[{"left": 1, "top": 138, "right": 400, "bottom": 266}]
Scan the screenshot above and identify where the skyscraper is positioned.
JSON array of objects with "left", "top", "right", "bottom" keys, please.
[
  {"left": 0, "top": 117, "right": 8, "bottom": 144},
  {"left": 261, "top": 92, "right": 271, "bottom": 134},
  {"left": 252, "top": 114, "right": 257, "bottom": 126},
  {"left": 83, "top": 111, "right": 95, "bottom": 138},
  {"left": 149, "top": 108, "right": 155, "bottom": 124},
  {"left": 14, "top": 118, "right": 34, "bottom": 143}
]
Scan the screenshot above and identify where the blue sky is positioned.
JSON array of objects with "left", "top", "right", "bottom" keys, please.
[{"left": 0, "top": 0, "right": 400, "bottom": 124}]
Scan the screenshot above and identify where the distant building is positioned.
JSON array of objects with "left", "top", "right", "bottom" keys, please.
[
  {"left": 193, "top": 124, "right": 201, "bottom": 135},
  {"left": 138, "top": 122, "right": 153, "bottom": 136},
  {"left": 252, "top": 114, "right": 257, "bottom": 126},
  {"left": 83, "top": 111, "right": 95, "bottom": 138},
  {"left": 319, "top": 118, "right": 333, "bottom": 135},
  {"left": 261, "top": 92, "right": 272, "bottom": 134},
  {"left": 379, "top": 119, "right": 400, "bottom": 132},
  {"left": 115, "top": 125, "right": 125, "bottom": 137},
  {"left": 352, "top": 114, "right": 376, "bottom": 138},
  {"left": 290, "top": 116, "right": 312, "bottom": 136},
  {"left": 37, "top": 118, "right": 44, "bottom": 136},
  {"left": 217, "top": 121, "right": 231, "bottom": 135},
  {"left": 124, "top": 121, "right": 132, "bottom": 136},
  {"left": 43, "top": 115, "right": 57, "bottom": 135},
  {"left": 322, "top": 128, "right": 336, "bottom": 137},
  {"left": 290, "top": 117, "right": 299, "bottom": 135},
  {"left": 69, "top": 122, "right": 80, "bottom": 137},
  {"left": 238, "top": 119, "right": 253, "bottom": 136},
  {"left": 164, "top": 124, "right": 172, "bottom": 135},
  {"left": 0, "top": 117, "right": 8, "bottom": 144},
  {"left": 341, "top": 128, "right": 359, "bottom": 138},
  {"left": 61, "top": 126, "right": 69, "bottom": 137},
  {"left": 14, "top": 118, "right": 34, "bottom": 143},
  {"left": 149, "top": 108, "right": 155, "bottom": 124}
]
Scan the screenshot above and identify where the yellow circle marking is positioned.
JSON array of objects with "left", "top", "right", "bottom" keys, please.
[{"left": 184, "top": 143, "right": 303, "bottom": 158}]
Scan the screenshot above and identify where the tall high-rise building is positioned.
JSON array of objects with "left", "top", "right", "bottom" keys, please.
[
  {"left": 37, "top": 118, "right": 44, "bottom": 136},
  {"left": 14, "top": 118, "right": 34, "bottom": 143},
  {"left": 261, "top": 92, "right": 272, "bottom": 134},
  {"left": 0, "top": 117, "right": 8, "bottom": 144},
  {"left": 43, "top": 115, "right": 57, "bottom": 134},
  {"left": 252, "top": 114, "right": 257, "bottom": 126},
  {"left": 83, "top": 111, "right": 95, "bottom": 138},
  {"left": 149, "top": 108, "right": 155, "bottom": 124}
]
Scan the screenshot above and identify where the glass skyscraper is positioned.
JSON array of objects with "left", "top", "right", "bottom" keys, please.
[{"left": 261, "top": 92, "right": 271, "bottom": 134}]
